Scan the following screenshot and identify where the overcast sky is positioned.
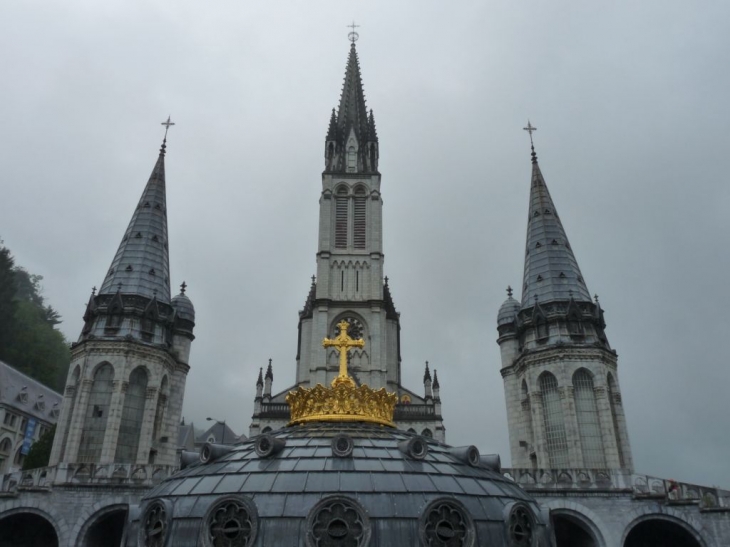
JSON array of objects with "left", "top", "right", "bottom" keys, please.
[{"left": 1, "top": 1, "right": 728, "bottom": 488}]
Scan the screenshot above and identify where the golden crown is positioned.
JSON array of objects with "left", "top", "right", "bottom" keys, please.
[{"left": 286, "top": 320, "right": 398, "bottom": 426}]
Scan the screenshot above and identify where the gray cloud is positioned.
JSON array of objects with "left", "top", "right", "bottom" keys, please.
[{"left": 1, "top": 1, "right": 728, "bottom": 487}]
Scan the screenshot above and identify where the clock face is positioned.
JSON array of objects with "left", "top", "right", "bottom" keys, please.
[{"left": 335, "top": 317, "right": 364, "bottom": 340}]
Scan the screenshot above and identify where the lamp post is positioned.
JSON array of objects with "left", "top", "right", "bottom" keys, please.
[{"left": 206, "top": 417, "right": 227, "bottom": 445}]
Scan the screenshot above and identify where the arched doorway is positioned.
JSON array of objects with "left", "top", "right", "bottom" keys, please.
[
  {"left": 553, "top": 513, "right": 598, "bottom": 547},
  {"left": 0, "top": 512, "right": 59, "bottom": 547},
  {"left": 624, "top": 518, "right": 702, "bottom": 547},
  {"left": 79, "top": 506, "right": 128, "bottom": 547}
]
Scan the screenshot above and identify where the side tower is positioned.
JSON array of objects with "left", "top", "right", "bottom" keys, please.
[
  {"left": 250, "top": 38, "right": 445, "bottom": 440},
  {"left": 497, "top": 128, "right": 632, "bottom": 470},
  {"left": 49, "top": 135, "right": 194, "bottom": 468}
]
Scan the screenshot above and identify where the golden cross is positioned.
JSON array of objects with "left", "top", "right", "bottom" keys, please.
[{"left": 323, "top": 320, "right": 365, "bottom": 379}]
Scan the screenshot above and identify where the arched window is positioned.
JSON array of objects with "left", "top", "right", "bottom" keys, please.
[
  {"left": 261, "top": 427, "right": 272, "bottom": 434},
  {"left": 421, "top": 428, "right": 433, "bottom": 438},
  {"left": 79, "top": 363, "right": 114, "bottom": 462},
  {"left": 607, "top": 373, "right": 625, "bottom": 467},
  {"left": 573, "top": 369, "right": 606, "bottom": 467},
  {"left": 521, "top": 380, "right": 534, "bottom": 465},
  {"left": 0, "top": 438, "right": 11, "bottom": 453},
  {"left": 539, "top": 372, "right": 569, "bottom": 468},
  {"left": 115, "top": 367, "right": 149, "bottom": 463},
  {"left": 353, "top": 187, "right": 366, "bottom": 249},
  {"left": 536, "top": 317, "right": 549, "bottom": 340},
  {"left": 335, "top": 186, "right": 348, "bottom": 249},
  {"left": 347, "top": 146, "right": 357, "bottom": 172},
  {"left": 152, "top": 376, "right": 168, "bottom": 444}
]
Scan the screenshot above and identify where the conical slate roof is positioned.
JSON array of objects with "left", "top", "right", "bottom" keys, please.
[
  {"left": 521, "top": 151, "right": 591, "bottom": 307},
  {"left": 99, "top": 140, "right": 171, "bottom": 303}
]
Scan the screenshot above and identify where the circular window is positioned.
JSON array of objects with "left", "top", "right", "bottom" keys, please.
[
  {"left": 139, "top": 499, "right": 171, "bottom": 547},
  {"left": 334, "top": 317, "right": 364, "bottom": 340},
  {"left": 202, "top": 496, "right": 258, "bottom": 547},
  {"left": 507, "top": 505, "right": 534, "bottom": 547},
  {"left": 331, "top": 435, "right": 354, "bottom": 458},
  {"left": 420, "top": 499, "right": 474, "bottom": 547},
  {"left": 306, "top": 496, "right": 371, "bottom": 547}
]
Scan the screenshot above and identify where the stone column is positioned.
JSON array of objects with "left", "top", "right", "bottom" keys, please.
[
  {"left": 100, "top": 380, "right": 127, "bottom": 463},
  {"left": 612, "top": 390, "right": 634, "bottom": 470},
  {"left": 63, "top": 378, "right": 93, "bottom": 463},
  {"left": 594, "top": 384, "right": 620, "bottom": 468},
  {"left": 135, "top": 386, "right": 159, "bottom": 464},
  {"left": 49, "top": 384, "right": 76, "bottom": 465},
  {"left": 561, "top": 385, "right": 584, "bottom": 468}
]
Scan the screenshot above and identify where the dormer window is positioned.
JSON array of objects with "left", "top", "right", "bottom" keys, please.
[{"left": 17, "top": 389, "right": 28, "bottom": 404}]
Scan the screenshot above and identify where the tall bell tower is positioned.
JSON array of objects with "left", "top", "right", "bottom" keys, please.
[
  {"left": 250, "top": 36, "right": 445, "bottom": 440},
  {"left": 497, "top": 125, "right": 632, "bottom": 471}
]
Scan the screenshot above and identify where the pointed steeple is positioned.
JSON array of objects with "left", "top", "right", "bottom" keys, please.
[
  {"left": 99, "top": 138, "right": 171, "bottom": 303},
  {"left": 325, "top": 42, "right": 378, "bottom": 173},
  {"left": 432, "top": 370, "right": 440, "bottom": 390},
  {"left": 256, "top": 367, "right": 264, "bottom": 387},
  {"left": 337, "top": 43, "right": 369, "bottom": 144},
  {"left": 265, "top": 359, "right": 273, "bottom": 381},
  {"left": 521, "top": 134, "right": 592, "bottom": 307},
  {"left": 423, "top": 361, "right": 432, "bottom": 383}
]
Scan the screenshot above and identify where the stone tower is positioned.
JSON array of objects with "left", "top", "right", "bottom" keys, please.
[
  {"left": 250, "top": 41, "right": 445, "bottom": 440},
  {"left": 497, "top": 137, "right": 632, "bottom": 470},
  {"left": 49, "top": 137, "right": 194, "bottom": 468}
]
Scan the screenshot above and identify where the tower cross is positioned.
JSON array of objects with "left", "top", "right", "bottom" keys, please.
[
  {"left": 523, "top": 120, "right": 537, "bottom": 147},
  {"left": 347, "top": 21, "right": 360, "bottom": 43},
  {"left": 161, "top": 116, "right": 175, "bottom": 139},
  {"left": 323, "top": 320, "right": 365, "bottom": 379}
]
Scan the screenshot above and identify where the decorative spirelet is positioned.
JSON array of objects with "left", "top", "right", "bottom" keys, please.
[{"left": 286, "top": 320, "right": 398, "bottom": 426}]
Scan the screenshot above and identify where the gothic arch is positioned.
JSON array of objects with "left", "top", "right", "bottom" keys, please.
[
  {"left": 87, "top": 360, "right": 114, "bottom": 381},
  {"left": 74, "top": 503, "right": 128, "bottom": 547},
  {"left": 152, "top": 375, "right": 169, "bottom": 446},
  {"left": 620, "top": 507, "right": 709, "bottom": 547},
  {"left": 543, "top": 500, "right": 609, "bottom": 547},
  {"left": 330, "top": 312, "right": 368, "bottom": 339},
  {"left": 0, "top": 506, "right": 66, "bottom": 546}
]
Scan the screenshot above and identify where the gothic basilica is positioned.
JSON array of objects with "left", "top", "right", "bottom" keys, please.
[{"left": 0, "top": 35, "right": 729, "bottom": 547}]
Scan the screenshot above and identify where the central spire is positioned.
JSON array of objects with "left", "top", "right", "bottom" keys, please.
[{"left": 324, "top": 39, "right": 379, "bottom": 173}]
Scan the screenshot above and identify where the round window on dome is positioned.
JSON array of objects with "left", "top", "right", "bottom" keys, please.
[
  {"left": 306, "top": 495, "right": 371, "bottom": 547},
  {"left": 139, "top": 499, "right": 172, "bottom": 547},
  {"left": 201, "top": 495, "right": 258, "bottom": 547},
  {"left": 420, "top": 499, "right": 475, "bottom": 547},
  {"left": 507, "top": 504, "right": 534, "bottom": 547}
]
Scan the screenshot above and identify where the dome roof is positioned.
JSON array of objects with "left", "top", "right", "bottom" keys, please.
[
  {"left": 498, "top": 296, "right": 521, "bottom": 325},
  {"left": 126, "top": 422, "right": 551, "bottom": 546},
  {"left": 171, "top": 292, "right": 195, "bottom": 322}
]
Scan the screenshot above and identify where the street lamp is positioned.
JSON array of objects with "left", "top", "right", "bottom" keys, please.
[{"left": 206, "top": 417, "right": 227, "bottom": 445}]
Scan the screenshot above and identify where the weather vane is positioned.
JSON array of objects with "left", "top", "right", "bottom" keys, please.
[
  {"left": 348, "top": 21, "right": 360, "bottom": 43},
  {"left": 161, "top": 116, "right": 175, "bottom": 139}
]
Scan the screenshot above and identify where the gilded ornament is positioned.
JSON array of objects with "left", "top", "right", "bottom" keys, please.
[{"left": 286, "top": 320, "right": 397, "bottom": 426}]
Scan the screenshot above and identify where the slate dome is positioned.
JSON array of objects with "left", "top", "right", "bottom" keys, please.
[
  {"left": 498, "top": 295, "right": 521, "bottom": 326},
  {"left": 171, "top": 292, "right": 195, "bottom": 322},
  {"left": 126, "top": 422, "right": 552, "bottom": 546}
]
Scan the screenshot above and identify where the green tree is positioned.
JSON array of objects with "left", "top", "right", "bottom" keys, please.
[
  {"left": 0, "top": 241, "right": 71, "bottom": 391},
  {"left": 22, "top": 424, "right": 55, "bottom": 470},
  {"left": 0, "top": 243, "right": 18, "bottom": 360}
]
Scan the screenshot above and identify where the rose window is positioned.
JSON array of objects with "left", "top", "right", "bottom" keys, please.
[
  {"left": 307, "top": 496, "right": 370, "bottom": 547},
  {"left": 141, "top": 501, "right": 169, "bottom": 547},
  {"left": 421, "top": 500, "right": 474, "bottom": 547},
  {"left": 204, "top": 497, "right": 258, "bottom": 547}
]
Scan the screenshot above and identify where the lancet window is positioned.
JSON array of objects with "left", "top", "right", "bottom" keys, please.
[
  {"left": 115, "top": 366, "right": 149, "bottom": 463},
  {"left": 78, "top": 363, "right": 114, "bottom": 462},
  {"left": 573, "top": 369, "right": 606, "bottom": 468},
  {"left": 539, "top": 372, "right": 569, "bottom": 468},
  {"left": 335, "top": 187, "right": 348, "bottom": 249},
  {"left": 353, "top": 187, "right": 367, "bottom": 249}
]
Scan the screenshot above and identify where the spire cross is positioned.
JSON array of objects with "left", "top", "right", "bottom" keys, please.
[
  {"left": 507, "top": 285, "right": 513, "bottom": 298},
  {"left": 323, "top": 320, "right": 365, "bottom": 379},
  {"left": 347, "top": 21, "right": 360, "bottom": 43},
  {"left": 180, "top": 281, "right": 187, "bottom": 294},
  {"left": 523, "top": 120, "right": 537, "bottom": 146},
  {"left": 161, "top": 116, "right": 175, "bottom": 140}
]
